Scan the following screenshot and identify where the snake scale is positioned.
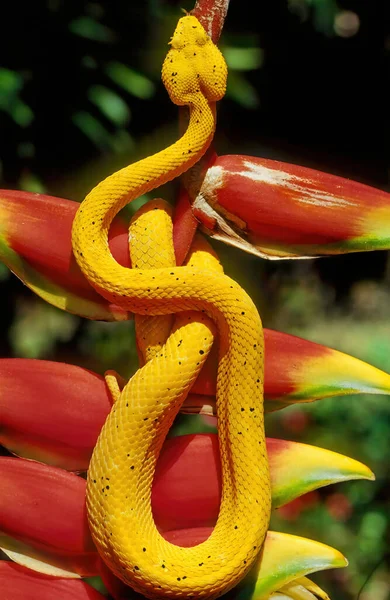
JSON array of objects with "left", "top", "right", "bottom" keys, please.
[{"left": 72, "top": 15, "right": 271, "bottom": 600}]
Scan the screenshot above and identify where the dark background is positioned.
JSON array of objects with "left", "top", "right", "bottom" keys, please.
[{"left": 0, "top": 1, "right": 389, "bottom": 598}]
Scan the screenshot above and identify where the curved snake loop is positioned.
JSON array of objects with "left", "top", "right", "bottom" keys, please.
[{"left": 72, "top": 15, "right": 271, "bottom": 600}]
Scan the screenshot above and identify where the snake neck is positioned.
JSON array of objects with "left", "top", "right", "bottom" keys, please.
[{"left": 72, "top": 92, "right": 215, "bottom": 284}]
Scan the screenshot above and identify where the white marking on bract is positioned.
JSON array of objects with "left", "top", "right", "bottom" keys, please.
[
  {"left": 227, "top": 159, "right": 356, "bottom": 209},
  {"left": 201, "top": 165, "right": 225, "bottom": 198}
]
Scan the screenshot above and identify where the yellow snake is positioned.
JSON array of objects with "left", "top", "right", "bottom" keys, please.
[{"left": 72, "top": 15, "right": 271, "bottom": 600}]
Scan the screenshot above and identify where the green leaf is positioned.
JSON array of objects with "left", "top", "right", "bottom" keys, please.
[
  {"left": 72, "top": 111, "right": 112, "bottom": 150},
  {"left": 11, "top": 101, "right": 34, "bottom": 127},
  {"left": 0, "top": 68, "right": 33, "bottom": 126},
  {"left": 105, "top": 62, "right": 155, "bottom": 99},
  {"left": 19, "top": 172, "right": 45, "bottom": 193},
  {"left": 226, "top": 71, "right": 259, "bottom": 109},
  {"left": 223, "top": 46, "right": 264, "bottom": 71},
  {"left": 0, "top": 68, "right": 23, "bottom": 99},
  {"left": 88, "top": 85, "right": 130, "bottom": 126},
  {"left": 69, "top": 17, "right": 116, "bottom": 43},
  {"left": 10, "top": 300, "right": 78, "bottom": 359}
]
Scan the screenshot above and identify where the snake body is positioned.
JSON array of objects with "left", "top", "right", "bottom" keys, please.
[{"left": 72, "top": 15, "right": 271, "bottom": 599}]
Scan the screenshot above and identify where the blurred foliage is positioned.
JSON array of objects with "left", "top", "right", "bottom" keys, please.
[
  {"left": 266, "top": 276, "right": 390, "bottom": 599},
  {"left": 9, "top": 298, "right": 78, "bottom": 358},
  {"left": 0, "top": 0, "right": 388, "bottom": 599},
  {"left": 288, "top": 0, "right": 339, "bottom": 36}
]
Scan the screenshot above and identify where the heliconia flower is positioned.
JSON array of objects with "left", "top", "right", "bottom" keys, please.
[
  {"left": 2, "top": 337, "right": 389, "bottom": 470},
  {"left": 0, "top": 190, "right": 130, "bottom": 321},
  {"left": 0, "top": 432, "right": 373, "bottom": 564},
  {"left": 191, "top": 155, "right": 390, "bottom": 259},
  {"left": 0, "top": 561, "right": 106, "bottom": 600},
  {"left": 3, "top": 175, "right": 390, "bottom": 321},
  {"left": 0, "top": 439, "right": 352, "bottom": 597},
  {"left": 0, "top": 434, "right": 369, "bottom": 575},
  {"left": 1, "top": 5, "right": 383, "bottom": 597}
]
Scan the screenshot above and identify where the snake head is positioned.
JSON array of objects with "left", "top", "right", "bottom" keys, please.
[{"left": 162, "top": 15, "right": 227, "bottom": 106}]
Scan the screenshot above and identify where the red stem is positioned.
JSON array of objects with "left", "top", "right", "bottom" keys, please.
[
  {"left": 193, "top": 0, "right": 230, "bottom": 42},
  {"left": 173, "top": 0, "right": 229, "bottom": 263}
]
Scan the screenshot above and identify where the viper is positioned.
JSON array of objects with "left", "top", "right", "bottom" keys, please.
[{"left": 72, "top": 15, "right": 271, "bottom": 600}]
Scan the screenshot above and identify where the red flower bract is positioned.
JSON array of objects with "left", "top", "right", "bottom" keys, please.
[
  {"left": 0, "top": 561, "right": 106, "bottom": 600},
  {"left": 193, "top": 155, "right": 390, "bottom": 258}
]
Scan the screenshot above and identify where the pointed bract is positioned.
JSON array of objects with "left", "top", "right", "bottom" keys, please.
[
  {"left": 267, "top": 438, "right": 374, "bottom": 508},
  {"left": 192, "top": 155, "right": 390, "bottom": 259},
  {"left": 232, "top": 531, "right": 346, "bottom": 600},
  {"left": 264, "top": 329, "right": 390, "bottom": 410},
  {"left": 0, "top": 434, "right": 371, "bottom": 580},
  {"left": 0, "top": 359, "right": 112, "bottom": 470},
  {"left": 0, "top": 190, "right": 130, "bottom": 320},
  {"left": 0, "top": 458, "right": 98, "bottom": 577}
]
